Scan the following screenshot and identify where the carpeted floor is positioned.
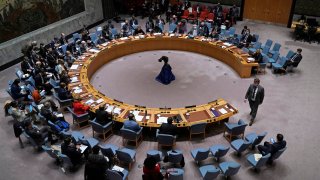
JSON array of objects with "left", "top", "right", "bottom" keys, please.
[{"left": 0, "top": 16, "right": 320, "bottom": 180}]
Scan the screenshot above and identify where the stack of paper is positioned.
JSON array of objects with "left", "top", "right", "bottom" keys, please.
[
  {"left": 96, "top": 98, "right": 104, "bottom": 104},
  {"left": 132, "top": 111, "right": 140, "bottom": 117},
  {"left": 89, "top": 49, "right": 100, "bottom": 53},
  {"left": 154, "top": 33, "right": 162, "bottom": 36},
  {"left": 157, "top": 117, "right": 168, "bottom": 124},
  {"left": 254, "top": 154, "right": 262, "bottom": 161},
  {"left": 85, "top": 99, "right": 94, "bottom": 105},
  {"left": 223, "top": 42, "right": 232, "bottom": 46},
  {"left": 247, "top": 57, "right": 255, "bottom": 61},
  {"left": 106, "top": 105, "right": 114, "bottom": 113},
  {"left": 113, "top": 107, "right": 121, "bottom": 114},
  {"left": 219, "top": 108, "right": 228, "bottom": 114},
  {"left": 120, "top": 37, "right": 129, "bottom": 40},
  {"left": 70, "top": 77, "right": 78, "bottom": 83},
  {"left": 70, "top": 65, "right": 79, "bottom": 70}
]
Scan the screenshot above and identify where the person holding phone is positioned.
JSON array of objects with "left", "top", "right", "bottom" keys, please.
[{"left": 258, "top": 133, "right": 286, "bottom": 156}]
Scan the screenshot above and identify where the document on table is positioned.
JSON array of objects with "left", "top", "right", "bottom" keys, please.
[
  {"left": 70, "top": 65, "right": 79, "bottom": 70},
  {"left": 74, "top": 89, "right": 82, "bottom": 94},
  {"left": 96, "top": 98, "right": 104, "bottom": 104},
  {"left": 157, "top": 117, "right": 168, "bottom": 124},
  {"left": 89, "top": 49, "right": 100, "bottom": 53},
  {"left": 247, "top": 57, "right": 255, "bottom": 61},
  {"left": 135, "top": 115, "right": 144, "bottom": 122},
  {"left": 132, "top": 111, "right": 140, "bottom": 117},
  {"left": 218, "top": 108, "right": 228, "bottom": 114},
  {"left": 113, "top": 107, "right": 122, "bottom": 115},
  {"left": 112, "top": 165, "right": 124, "bottom": 172},
  {"left": 85, "top": 99, "right": 94, "bottom": 105},
  {"left": 223, "top": 42, "right": 232, "bottom": 46},
  {"left": 101, "top": 42, "right": 109, "bottom": 47},
  {"left": 80, "top": 145, "right": 88, "bottom": 153},
  {"left": 106, "top": 105, "right": 114, "bottom": 113},
  {"left": 254, "top": 154, "right": 262, "bottom": 161},
  {"left": 120, "top": 37, "right": 129, "bottom": 40},
  {"left": 70, "top": 77, "right": 78, "bottom": 83},
  {"left": 37, "top": 104, "right": 44, "bottom": 110}
]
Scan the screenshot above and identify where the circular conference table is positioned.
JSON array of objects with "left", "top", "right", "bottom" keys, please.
[{"left": 67, "top": 34, "right": 257, "bottom": 128}]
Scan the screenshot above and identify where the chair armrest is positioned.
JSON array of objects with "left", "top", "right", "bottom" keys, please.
[
  {"left": 103, "top": 121, "right": 113, "bottom": 128},
  {"left": 136, "top": 127, "right": 143, "bottom": 134},
  {"left": 76, "top": 112, "right": 89, "bottom": 118}
]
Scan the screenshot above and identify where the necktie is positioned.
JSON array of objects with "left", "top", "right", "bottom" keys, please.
[
  {"left": 291, "top": 54, "right": 298, "bottom": 61},
  {"left": 252, "top": 86, "right": 258, "bottom": 101}
]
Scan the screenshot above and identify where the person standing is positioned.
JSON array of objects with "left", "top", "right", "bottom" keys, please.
[
  {"left": 155, "top": 56, "right": 175, "bottom": 85},
  {"left": 244, "top": 78, "right": 264, "bottom": 126}
]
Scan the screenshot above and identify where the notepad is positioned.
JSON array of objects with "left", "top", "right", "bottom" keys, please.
[
  {"left": 106, "top": 105, "right": 114, "bottom": 113},
  {"left": 146, "top": 116, "right": 150, "bottom": 120},
  {"left": 112, "top": 165, "right": 124, "bottom": 172},
  {"left": 247, "top": 57, "right": 255, "bottom": 61},
  {"left": 96, "top": 98, "right": 104, "bottom": 104},
  {"left": 85, "top": 99, "right": 94, "bottom": 105},
  {"left": 135, "top": 115, "right": 144, "bottom": 122},
  {"left": 219, "top": 108, "right": 228, "bottom": 114},
  {"left": 157, "top": 117, "right": 168, "bottom": 124},
  {"left": 70, "top": 65, "right": 79, "bottom": 70},
  {"left": 254, "top": 154, "right": 262, "bottom": 161},
  {"left": 113, "top": 107, "right": 122, "bottom": 114},
  {"left": 132, "top": 110, "right": 140, "bottom": 117}
]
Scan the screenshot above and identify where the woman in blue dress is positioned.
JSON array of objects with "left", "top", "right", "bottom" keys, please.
[{"left": 156, "top": 56, "right": 175, "bottom": 85}]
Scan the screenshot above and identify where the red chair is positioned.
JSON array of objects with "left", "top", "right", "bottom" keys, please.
[
  {"left": 188, "top": 11, "right": 198, "bottom": 22},
  {"left": 198, "top": 11, "right": 208, "bottom": 22},
  {"left": 207, "top": 13, "right": 215, "bottom": 22},
  {"left": 181, "top": 10, "right": 189, "bottom": 19}
]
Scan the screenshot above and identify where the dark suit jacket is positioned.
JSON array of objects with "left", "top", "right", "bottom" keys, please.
[
  {"left": 84, "top": 154, "right": 109, "bottom": 180},
  {"left": 245, "top": 84, "right": 264, "bottom": 104},
  {"left": 159, "top": 123, "right": 177, "bottom": 136},
  {"left": 271, "top": 140, "right": 286, "bottom": 154},
  {"left": 56, "top": 87, "right": 72, "bottom": 100},
  {"left": 290, "top": 53, "right": 302, "bottom": 67},
  {"left": 252, "top": 52, "right": 263, "bottom": 63},
  {"left": 11, "top": 84, "right": 23, "bottom": 100},
  {"left": 61, "top": 143, "right": 82, "bottom": 165},
  {"left": 95, "top": 109, "right": 112, "bottom": 125}
]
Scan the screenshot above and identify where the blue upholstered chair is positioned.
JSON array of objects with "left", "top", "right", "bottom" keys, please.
[
  {"left": 230, "top": 139, "right": 251, "bottom": 156},
  {"left": 224, "top": 119, "right": 247, "bottom": 142},
  {"left": 116, "top": 148, "right": 136, "bottom": 170},
  {"left": 26, "top": 76, "right": 36, "bottom": 88},
  {"left": 272, "top": 56, "right": 288, "bottom": 72},
  {"left": 249, "top": 42, "right": 262, "bottom": 54},
  {"left": 72, "top": 33, "right": 82, "bottom": 42},
  {"left": 218, "top": 161, "right": 241, "bottom": 178},
  {"left": 110, "top": 28, "right": 119, "bottom": 39},
  {"left": 71, "top": 131, "right": 85, "bottom": 143},
  {"left": 67, "top": 107, "right": 90, "bottom": 128},
  {"left": 106, "top": 169, "right": 129, "bottom": 180},
  {"left": 245, "top": 132, "right": 267, "bottom": 149},
  {"left": 229, "top": 27, "right": 236, "bottom": 36},
  {"left": 120, "top": 126, "right": 143, "bottom": 147},
  {"left": 54, "top": 93, "right": 73, "bottom": 111},
  {"left": 89, "top": 32, "right": 98, "bottom": 45},
  {"left": 269, "top": 42, "right": 281, "bottom": 56},
  {"left": 269, "top": 147, "right": 287, "bottom": 164},
  {"left": 168, "top": 168, "right": 184, "bottom": 180},
  {"left": 285, "top": 50, "right": 295, "bottom": 60},
  {"left": 261, "top": 45, "right": 271, "bottom": 57},
  {"left": 241, "top": 47, "right": 249, "bottom": 53},
  {"left": 199, "top": 165, "right": 220, "bottom": 180},
  {"left": 247, "top": 153, "right": 271, "bottom": 170},
  {"left": 59, "top": 44, "right": 68, "bottom": 55},
  {"left": 147, "top": 150, "right": 162, "bottom": 162},
  {"left": 49, "top": 78, "right": 60, "bottom": 90},
  {"left": 100, "top": 144, "right": 119, "bottom": 159},
  {"left": 262, "top": 39, "right": 273, "bottom": 50},
  {"left": 167, "top": 150, "right": 183, "bottom": 166},
  {"left": 267, "top": 52, "right": 280, "bottom": 65},
  {"left": 156, "top": 129, "right": 176, "bottom": 149},
  {"left": 190, "top": 148, "right": 210, "bottom": 164},
  {"left": 250, "top": 34, "right": 260, "bottom": 46},
  {"left": 169, "top": 23, "right": 177, "bottom": 33},
  {"left": 210, "top": 144, "right": 229, "bottom": 162},
  {"left": 189, "top": 122, "right": 207, "bottom": 140},
  {"left": 80, "top": 137, "right": 99, "bottom": 149},
  {"left": 90, "top": 118, "right": 113, "bottom": 140}
]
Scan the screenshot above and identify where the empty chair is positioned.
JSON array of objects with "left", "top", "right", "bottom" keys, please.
[
  {"left": 60, "top": 44, "right": 68, "bottom": 55},
  {"left": 224, "top": 119, "right": 248, "bottom": 142},
  {"left": 110, "top": 28, "right": 119, "bottom": 39},
  {"left": 230, "top": 139, "right": 251, "bottom": 156},
  {"left": 147, "top": 150, "right": 162, "bottom": 162},
  {"left": 168, "top": 168, "right": 184, "bottom": 180},
  {"left": 249, "top": 42, "right": 262, "bottom": 54},
  {"left": 269, "top": 147, "right": 287, "bottom": 164},
  {"left": 96, "top": 26, "right": 103, "bottom": 36},
  {"left": 228, "top": 27, "right": 236, "bottom": 36},
  {"left": 169, "top": 23, "right": 177, "bottom": 33},
  {"left": 72, "top": 33, "right": 81, "bottom": 42},
  {"left": 106, "top": 168, "right": 129, "bottom": 180},
  {"left": 218, "top": 161, "right": 241, "bottom": 178},
  {"left": 267, "top": 52, "right": 280, "bottom": 65},
  {"left": 269, "top": 42, "right": 281, "bottom": 56},
  {"left": 262, "top": 39, "right": 273, "bottom": 50},
  {"left": 100, "top": 144, "right": 119, "bottom": 159},
  {"left": 199, "top": 165, "right": 220, "bottom": 180},
  {"left": 190, "top": 148, "right": 210, "bottom": 164},
  {"left": 181, "top": 10, "right": 189, "bottom": 20},
  {"left": 80, "top": 137, "right": 99, "bottom": 149},
  {"left": 261, "top": 45, "right": 271, "bottom": 57},
  {"left": 210, "top": 144, "right": 230, "bottom": 161},
  {"left": 285, "top": 50, "right": 295, "bottom": 60},
  {"left": 189, "top": 122, "right": 207, "bottom": 140},
  {"left": 120, "top": 126, "right": 143, "bottom": 147},
  {"left": 67, "top": 107, "right": 90, "bottom": 128},
  {"left": 167, "top": 150, "right": 183, "bottom": 166},
  {"left": 71, "top": 131, "right": 85, "bottom": 143},
  {"left": 156, "top": 129, "right": 176, "bottom": 149},
  {"left": 90, "top": 118, "right": 113, "bottom": 140},
  {"left": 15, "top": 69, "right": 26, "bottom": 80},
  {"left": 247, "top": 153, "right": 271, "bottom": 171},
  {"left": 272, "top": 56, "right": 288, "bottom": 72},
  {"left": 89, "top": 32, "right": 98, "bottom": 45},
  {"left": 26, "top": 76, "right": 36, "bottom": 88},
  {"left": 116, "top": 148, "right": 136, "bottom": 170},
  {"left": 245, "top": 132, "right": 267, "bottom": 149}
]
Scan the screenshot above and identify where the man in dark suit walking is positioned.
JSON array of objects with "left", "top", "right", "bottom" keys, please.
[{"left": 244, "top": 78, "right": 264, "bottom": 126}]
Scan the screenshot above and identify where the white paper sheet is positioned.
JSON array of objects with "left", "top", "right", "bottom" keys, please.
[
  {"left": 70, "top": 77, "right": 78, "bottom": 83},
  {"left": 80, "top": 145, "right": 88, "bottom": 153},
  {"left": 70, "top": 65, "right": 79, "bottom": 70},
  {"left": 135, "top": 115, "right": 144, "bottom": 122},
  {"left": 112, "top": 165, "right": 124, "bottom": 172},
  {"left": 218, "top": 108, "right": 228, "bottom": 114},
  {"left": 74, "top": 89, "right": 82, "bottom": 94},
  {"left": 157, "top": 117, "right": 168, "bottom": 124},
  {"left": 85, "top": 99, "right": 94, "bottom": 105},
  {"left": 101, "top": 42, "right": 109, "bottom": 47},
  {"left": 254, "top": 154, "right": 262, "bottom": 161},
  {"left": 113, "top": 107, "right": 121, "bottom": 114},
  {"left": 247, "top": 57, "right": 255, "bottom": 61},
  {"left": 96, "top": 98, "right": 104, "bottom": 104},
  {"left": 132, "top": 110, "right": 140, "bottom": 117},
  {"left": 106, "top": 105, "right": 114, "bottom": 113},
  {"left": 89, "top": 49, "right": 100, "bottom": 53}
]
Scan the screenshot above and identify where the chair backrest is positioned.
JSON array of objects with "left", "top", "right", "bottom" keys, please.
[
  {"left": 271, "top": 52, "right": 280, "bottom": 60},
  {"left": 183, "top": 10, "right": 189, "bottom": 16},
  {"left": 271, "top": 147, "right": 287, "bottom": 160},
  {"left": 26, "top": 76, "right": 35, "bottom": 87},
  {"left": 253, "top": 42, "right": 262, "bottom": 49},
  {"left": 169, "top": 23, "right": 177, "bottom": 33},
  {"left": 90, "top": 119, "right": 104, "bottom": 132},
  {"left": 253, "top": 34, "right": 259, "bottom": 42},
  {"left": 49, "top": 78, "right": 58, "bottom": 87},
  {"left": 242, "top": 47, "right": 249, "bottom": 53},
  {"left": 207, "top": 13, "right": 214, "bottom": 20},
  {"left": 157, "top": 133, "right": 175, "bottom": 146},
  {"left": 286, "top": 50, "right": 295, "bottom": 59},
  {"left": 190, "top": 122, "right": 207, "bottom": 134},
  {"left": 272, "top": 42, "right": 281, "bottom": 52},
  {"left": 256, "top": 153, "right": 271, "bottom": 168},
  {"left": 42, "top": 145, "right": 58, "bottom": 159},
  {"left": 229, "top": 27, "right": 236, "bottom": 35},
  {"left": 252, "top": 132, "right": 267, "bottom": 146},
  {"left": 204, "top": 167, "right": 220, "bottom": 179},
  {"left": 26, "top": 84, "right": 35, "bottom": 93},
  {"left": 90, "top": 33, "right": 98, "bottom": 42},
  {"left": 194, "top": 148, "right": 210, "bottom": 161},
  {"left": 60, "top": 44, "right": 68, "bottom": 55},
  {"left": 120, "top": 127, "right": 139, "bottom": 140},
  {"left": 72, "top": 33, "right": 81, "bottom": 41},
  {"left": 278, "top": 56, "right": 288, "bottom": 66},
  {"left": 106, "top": 170, "right": 123, "bottom": 180},
  {"left": 100, "top": 145, "right": 118, "bottom": 157},
  {"left": 116, "top": 150, "right": 133, "bottom": 163},
  {"left": 216, "top": 146, "right": 230, "bottom": 158},
  {"left": 265, "top": 39, "right": 273, "bottom": 47},
  {"left": 225, "top": 162, "right": 241, "bottom": 176},
  {"left": 16, "top": 69, "right": 24, "bottom": 79},
  {"left": 168, "top": 152, "right": 183, "bottom": 164},
  {"left": 262, "top": 45, "right": 270, "bottom": 55}
]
